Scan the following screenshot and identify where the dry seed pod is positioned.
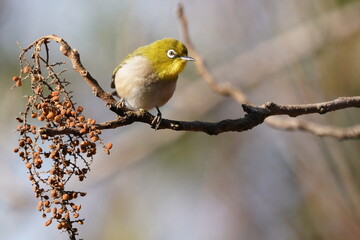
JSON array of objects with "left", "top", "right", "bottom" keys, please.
[
  {"left": 73, "top": 213, "right": 79, "bottom": 218},
  {"left": 12, "top": 76, "right": 19, "bottom": 81},
  {"left": 37, "top": 201, "right": 43, "bottom": 210},
  {"left": 44, "top": 218, "right": 52, "bottom": 227}
]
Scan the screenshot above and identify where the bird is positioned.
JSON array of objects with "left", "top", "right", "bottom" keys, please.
[{"left": 111, "top": 38, "right": 194, "bottom": 128}]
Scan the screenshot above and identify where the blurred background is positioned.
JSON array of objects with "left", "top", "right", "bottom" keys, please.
[{"left": 1, "top": 0, "right": 360, "bottom": 239}]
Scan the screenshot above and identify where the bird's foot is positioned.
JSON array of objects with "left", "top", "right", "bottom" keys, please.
[
  {"left": 115, "top": 98, "right": 126, "bottom": 109},
  {"left": 151, "top": 107, "right": 162, "bottom": 130}
]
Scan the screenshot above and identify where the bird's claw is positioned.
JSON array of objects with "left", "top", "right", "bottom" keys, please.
[
  {"left": 151, "top": 107, "right": 162, "bottom": 130},
  {"left": 114, "top": 98, "right": 126, "bottom": 109}
]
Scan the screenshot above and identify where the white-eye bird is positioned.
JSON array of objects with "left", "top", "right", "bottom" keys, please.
[{"left": 111, "top": 38, "right": 194, "bottom": 128}]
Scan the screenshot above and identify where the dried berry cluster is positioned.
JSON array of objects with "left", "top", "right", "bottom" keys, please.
[{"left": 14, "top": 42, "right": 112, "bottom": 239}]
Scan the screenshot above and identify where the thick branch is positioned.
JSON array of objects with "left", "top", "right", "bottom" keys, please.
[
  {"left": 24, "top": 23, "right": 360, "bottom": 138},
  {"left": 40, "top": 104, "right": 267, "bottom": 136}
]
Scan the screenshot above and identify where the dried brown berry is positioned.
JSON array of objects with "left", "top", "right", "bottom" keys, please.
[
  {"left": 23, "top": 66, "right": 30, "bottom": 74},
  {"left": 77, "top": 115, "right": 85, "bottom": 122},
  {"left": 26, "top": 137, "right": 32, "bottom": 144},
  {"left": 104, "top": 149, "right": 110, "bottom": 155},
  {"left": 76, "top": 106, "right": 84, "bottom": 113},
  {"left": 18, "top": 139, "right": 25, "bottom": 147},
  {"left": 54, "top": 115, "right": 61, "bottom": 123},
  {"left": 43, "top": 200, "right": 50, "bottom": 207},
  {"left": 34, "top": 158, "right": 43, "bottom": 166},
  {"left": 57, "top": 223, "right": 62, "bottom": 229},
  {"left": 31, "top": 112, "right": 38, "bottom": 118},
  {"left": 51, "top": 95, "right": 60, "bottom": 102},
  {"left": 46, "top": 112, "right": 55, "bottom": 120},
  {"left": 58, "top": 208, "right": 64, "bottom": 214},
  {"left": 38, "top": 115, "right": 45, "bottom": 121},
  {"left": 26, "top": 162, "right": 32, "bottom": 169},
  {"left": 106, "top": 142, "right": 113, "bottom": 150},
  {"left": 12, "top": 76, "right": 19, "bottom": 81},
  {"left": 50, "top": 190, "right": 57, "bottom": 197},
  {"left": 72, "top": 192, "right": 78, "bottom": 199},
  {"left": 16, "top": 80, "right": 22, "bottom": 87},
  {"left": 62, "top": 193, "right": 71, "bottom": 201},
  {"left": 64, "top": 101, "right": 72, "bottom": 109}
]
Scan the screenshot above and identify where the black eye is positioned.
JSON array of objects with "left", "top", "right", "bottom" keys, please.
[{"left": 167, "top": 49, "right": 177, "bottom": 59}]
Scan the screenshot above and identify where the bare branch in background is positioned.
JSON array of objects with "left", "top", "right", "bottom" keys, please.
[{"left": 177, "top": 3, "right": 360, "bottom": 139}]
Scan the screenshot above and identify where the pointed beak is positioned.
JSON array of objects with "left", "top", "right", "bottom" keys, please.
[{"left": 180, "top": 56, "right": 195, "bottom": 61}]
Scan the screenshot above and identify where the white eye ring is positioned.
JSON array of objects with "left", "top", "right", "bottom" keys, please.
[{"left": 167, "top": 49, "right": 177, "bottom": 59}]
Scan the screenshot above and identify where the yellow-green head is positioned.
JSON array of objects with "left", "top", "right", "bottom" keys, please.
[{"left": 114, "top": 38, "right": 194, "bottom": 81}]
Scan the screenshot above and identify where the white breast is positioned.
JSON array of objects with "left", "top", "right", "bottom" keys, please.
[{"left": 114, "top": 56, "right": 177, "bottom": 110}]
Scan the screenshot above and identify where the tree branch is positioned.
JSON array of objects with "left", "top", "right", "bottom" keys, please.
[{"left": 24, "top": 9, "right": 360, "bottom": 138}]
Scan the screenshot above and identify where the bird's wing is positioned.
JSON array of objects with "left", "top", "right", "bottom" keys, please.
[
  {"left": 111, "top": 49, "right": 143, "bottom": 89},
  {"left": 111, "top": 63, "right": 123, "bottom": 89}
]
